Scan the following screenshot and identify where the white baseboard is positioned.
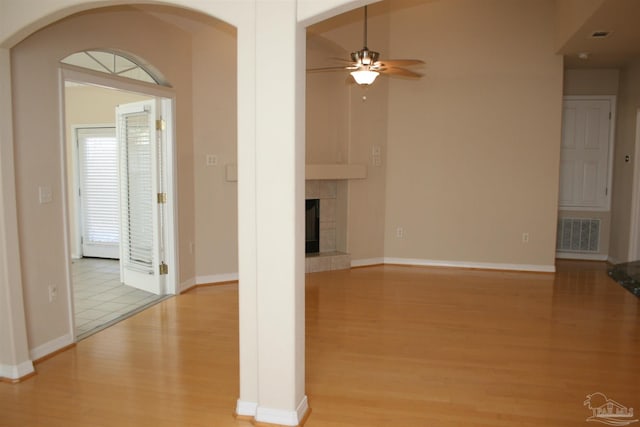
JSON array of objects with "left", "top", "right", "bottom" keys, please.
[
  {"left": 383, "top": 257, "right": 556, "bottom": 273},
  {"left": 196, "top": 273, "right": 239, "bottom": 285},
  {"left": 29, "top": 333, "right": 74, "bottom": 361},
  {"left": 180, "top": 273, "right": 240, "bottom": 293},
  {"left": 236, "top": 399, "right": 258, "bottom": 417},
  {"left": 179, "top": 278, "right": 196, "bottom": 294},
  {"left": 556, "top": 252, "right": 608, "bottom": 261},
  {"left": 607, "top": 255, "right": 623, "bottom": 265},
  {"left": 351, "top": 257, "right": 384, "bottom": 267},
  {"left": 255, "top": 395, "right": 308, "bottom": 426},
  {"left": 296, "top": 396, "right": 309, "bottom": 423},
  {"left": 0, "top": 360, "right": 35, "bottom": 380}
]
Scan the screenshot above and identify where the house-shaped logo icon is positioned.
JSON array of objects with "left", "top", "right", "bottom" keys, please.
[{"left": 584, "top": 392, "right": 638, "bottom": 426}]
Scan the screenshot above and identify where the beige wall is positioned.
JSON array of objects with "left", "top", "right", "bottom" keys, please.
[
  {"left": 563, "top": 68, "right": 619, "bottom": 96},
  {"left": 306, "top": 35, "right": 350, "bottom": 166},
  {"left": 383, "top": 0, "right": 563, "bottom": 269},
  {"left": 64, "top": 85, "right": 151, "bottom": 258},
  {"left": 610, "top": 60, "right": 640, "bottom": 263},
  {"left": 347, "top": 78, "right": 389, "bottom": 261},
  {"left": 11, "top": 6, "right": 194, "bottom": 350},
  {"left": 560, "top": 68, "right": 619, "bottom": 259},
  {"left": 192, "top": 22, "right": 239, "bottom": 282}
]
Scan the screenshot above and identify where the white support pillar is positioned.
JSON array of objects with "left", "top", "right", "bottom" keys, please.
[
  {"left": 236, "top": 0, "right": 307, "bottom": 425},
  {"left": 236, "top": 7, "right": 260, "bottom": 417},
  {"left": 0, "top": 48, "right": 33, "bottom": 381},
  {"left": 254, "top": 1, "right": 306, "bottom": 423}
]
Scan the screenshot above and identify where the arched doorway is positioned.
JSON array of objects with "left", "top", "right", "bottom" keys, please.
[
  {"left": 5, "top": 2, "right": 235, "bottom": 357},
  {"left": 61, "top": 49, "right": 176, "bottom": 338}
]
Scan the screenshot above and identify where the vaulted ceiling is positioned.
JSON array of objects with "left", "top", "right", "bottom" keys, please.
[{"left": 557, "top": 0, "right": 640, "bottom": 68}]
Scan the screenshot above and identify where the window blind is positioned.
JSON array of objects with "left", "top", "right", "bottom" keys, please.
[
  {"left": 120, "top": 111, "right": 154, "bottom": 272},
  {"left": 77, "top": 128, "right": 120, "bottom": 248}
]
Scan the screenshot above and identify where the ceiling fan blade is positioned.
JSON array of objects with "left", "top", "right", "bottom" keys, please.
[
  {"left": 329, "top": 57, "right": 355, "bottom": 63},
  {"left": 381, "top": 67, "right": 423, "bottom": 78},
  {"left": 378, "top": 59, "right": 425, "bottom": 67},
  {"left": 307, "top": 66, "right": 354, "bottom": 73}
]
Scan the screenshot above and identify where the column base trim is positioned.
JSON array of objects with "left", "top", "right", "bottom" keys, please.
[
  {"left": 0, "top": 360, "right": 35, "bottom": 382},
  {"left": 255, "top": 395, "right": 309, "bottom": 426},
  {"left": 236, "top": 399, "right": 258, "bottom": 417}
]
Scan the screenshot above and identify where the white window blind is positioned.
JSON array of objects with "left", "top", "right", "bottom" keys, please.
[
  {"left": 77, "top": 127, "right": 120, "bottom": 253},
  {"left": 120, "top": 111, "right": 154, "bottom": 271}
]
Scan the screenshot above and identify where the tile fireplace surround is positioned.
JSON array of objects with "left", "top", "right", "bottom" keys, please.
[
  {"left": 305, "top": 180, "right": 350, "bottom": 273},
  {"left": 226, "top": 163, "right": 365, "bottom": 273}
]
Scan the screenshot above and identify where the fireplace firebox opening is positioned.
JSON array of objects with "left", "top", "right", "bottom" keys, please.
[{"left": 306, "top": 199, "right": 320, "bottom": 253}]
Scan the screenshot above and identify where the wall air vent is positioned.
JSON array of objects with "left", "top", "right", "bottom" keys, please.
[
  {"left": 590, "top": 31, "right": 611, "bottom": 39},
  {"left": 556, "top": 218, "right": 600, "bottom": 253}
]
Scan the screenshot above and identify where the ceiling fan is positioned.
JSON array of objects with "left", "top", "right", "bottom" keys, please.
[{"left": 308, "top": 5, "right": 424, "bottom": 85}]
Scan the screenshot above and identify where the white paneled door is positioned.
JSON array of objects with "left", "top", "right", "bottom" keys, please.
[
  {"left": 116, "top": 100, "right": 166, "bottom": 295},
  {"left": 559, "top": 98, "right": 612, "bottom": 210}
]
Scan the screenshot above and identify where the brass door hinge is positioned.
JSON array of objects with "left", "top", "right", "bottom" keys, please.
[
  {"left": 156, "top": 119, "right": 166, "bottom": 130},
  {"left": 157, "top": 193, "right": 167, "bottom": 204},
  {"left": 159, "top": 262, "right": 169, "bottom": 275}
]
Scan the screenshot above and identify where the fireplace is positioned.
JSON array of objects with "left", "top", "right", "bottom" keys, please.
[{"left": 305, "top": 199, "right": 320, "bottom": 253}]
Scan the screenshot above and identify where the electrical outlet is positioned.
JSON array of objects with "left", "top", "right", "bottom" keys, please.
[
  {"left": 522, "top": 232, "right": 529, "bottom": 243},
  {"left": 396, "top": 227, "right": 404, "bottom": 238},
  {"left": 48, "top": 285, "right": 57, "bottom": 303}
]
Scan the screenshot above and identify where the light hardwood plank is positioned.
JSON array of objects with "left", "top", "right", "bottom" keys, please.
[{"left": 1, "top": 261, "right": 638, "bottom": 426}]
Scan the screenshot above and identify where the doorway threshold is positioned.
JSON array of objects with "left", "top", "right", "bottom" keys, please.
[{"left": 77, "top": 295, "right": 172, "bottom": 341}]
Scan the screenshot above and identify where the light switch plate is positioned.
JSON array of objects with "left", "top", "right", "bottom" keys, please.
[{"left": 39, "top": 186, "right": 52, "bottom": 204}]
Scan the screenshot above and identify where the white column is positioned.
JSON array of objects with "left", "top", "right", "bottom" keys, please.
[
  {"left": 236, "top": 7, "right": 260, "bottom": 417},
  {"left": 0, "top": 48, "right": 33, "bottom": 380},
  {"left": 236, "top": 0, "right": 307, "bottom": 425}
]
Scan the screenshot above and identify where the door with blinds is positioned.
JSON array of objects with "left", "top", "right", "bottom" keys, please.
[
  {"left": 77, "top": 127, "right": 120, "bottom": 259},
  {"left": 116, "top": 99, "right": 166, "bottom": 295}
]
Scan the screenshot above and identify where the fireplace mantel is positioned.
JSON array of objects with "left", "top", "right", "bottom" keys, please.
[
  {"left": 305, "top": 164, "right": 366, "bottom": 180},
  {"left": 225, "top": 163, "right": 367, "bottom": 182}
]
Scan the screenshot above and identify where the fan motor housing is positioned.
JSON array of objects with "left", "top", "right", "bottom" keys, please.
[{"left": 351, "top": 48, "right": 379, "bottom": 66}]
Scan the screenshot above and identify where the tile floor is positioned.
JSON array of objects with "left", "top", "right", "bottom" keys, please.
[
  {"left": 609, "top": 260, "right": 640, "bottom": 297},
  {"left": 72, "top": 258, "right": 163, "bottom": 339}
]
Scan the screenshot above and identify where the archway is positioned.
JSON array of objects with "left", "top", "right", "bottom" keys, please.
[{"left": 61, "top": 48, "right": 177, "bottom": 338}]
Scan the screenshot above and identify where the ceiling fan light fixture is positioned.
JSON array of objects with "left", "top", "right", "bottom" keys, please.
[{"left": 351, "top": 69, "right": 379, "bottom": 85}]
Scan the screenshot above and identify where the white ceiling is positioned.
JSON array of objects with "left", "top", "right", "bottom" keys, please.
[{"left": 559, "top": 0, "right": 640, "bottom": 68}]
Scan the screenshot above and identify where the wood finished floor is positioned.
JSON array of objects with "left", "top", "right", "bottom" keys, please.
[{"left": 1, "top": 261, "right": 638, "bottom": 426}]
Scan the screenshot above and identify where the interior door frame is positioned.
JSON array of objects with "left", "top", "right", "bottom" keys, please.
[
  {"left": 560, "top": 95, "right": 617, "bottom": 212},
  {"left": 60, "top": 65, "right": 179, "bottom": 338},
  {"left": 71, "top": 123, "right": 117, "bottom": 260},
  {"left": 629, "top": 109, "right": 640, "bottom": 261}
]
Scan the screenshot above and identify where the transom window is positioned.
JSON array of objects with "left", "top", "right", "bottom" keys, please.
[{"left": 61, "top": 50, "right": 158, "bottom": 84}]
